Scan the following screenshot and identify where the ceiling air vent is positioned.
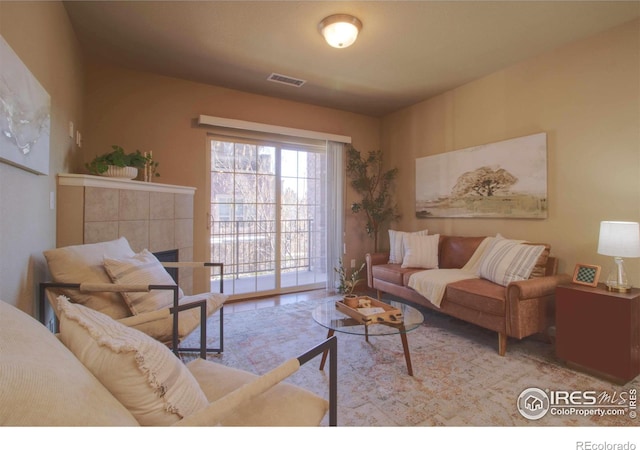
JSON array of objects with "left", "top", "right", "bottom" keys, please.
[{"left": 267, "top": 73, "right": 306, "bottom": 88}]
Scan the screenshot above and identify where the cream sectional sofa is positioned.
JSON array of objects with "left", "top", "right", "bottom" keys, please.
[{"left": 0, "top": 298, "right": 335, "bottom": 426}]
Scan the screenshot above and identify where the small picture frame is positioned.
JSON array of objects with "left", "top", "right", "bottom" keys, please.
[{"left": 572, "top": 263, "right": 601, "bottom": 287}]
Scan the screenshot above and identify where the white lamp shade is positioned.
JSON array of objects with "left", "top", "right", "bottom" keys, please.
[
  {"left": 319, "top": 14, "right": 362, "bottom": 48},
  {"left": 597, "top": 221, "right": 640, "bottom": 257}
]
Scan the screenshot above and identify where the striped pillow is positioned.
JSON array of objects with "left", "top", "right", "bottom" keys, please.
[
  {"left": 388, "top": 229, "right": 429, "bottom": 264},
  {"left": 526, "top": 243, "right": 551, "bottom": 278},
  {"left": 104, "top": 249, "right": 183, "bottom": 315},
  {"left": 478, "top": 238, "right": 545, "bottom": 286},
  {"left": 401, "top": 234, "right": 439, "bottom": 269}
]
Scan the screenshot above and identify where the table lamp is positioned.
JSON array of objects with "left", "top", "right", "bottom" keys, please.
[{"left": 597, "top": 221, "right": 640, "bottom": 292}]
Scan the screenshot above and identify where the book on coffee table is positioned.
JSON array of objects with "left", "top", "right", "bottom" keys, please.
[{"left": 357, "top": 307, "right": 386, "bottom": 316}]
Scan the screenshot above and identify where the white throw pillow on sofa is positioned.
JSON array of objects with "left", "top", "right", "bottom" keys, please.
[
  {"left": 389, "top": 229, "right": 429, "bottom": 264},
  {"left": 56, "top": 295, "right": 208, "bottom": 426},
  {"left": 401, "top": 234, "right": 439, "bottom": 269},
  {"left": 478, "top": 237, "right": 546, "bottom": 286}
]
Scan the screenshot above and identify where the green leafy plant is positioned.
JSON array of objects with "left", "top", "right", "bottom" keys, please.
[
  {"left": 334, "top": 258, "right": 366, "bottom": 295},
  {"left": 85, "top": 145, "right": 148, "bottom": 175},
  {"left": 346, "top": 145, "right": 400, "bottom": 252}
]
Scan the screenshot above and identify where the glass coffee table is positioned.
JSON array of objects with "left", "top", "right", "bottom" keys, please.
[{"left": 312, "top": 298, "right": 424, "bottom": 376}]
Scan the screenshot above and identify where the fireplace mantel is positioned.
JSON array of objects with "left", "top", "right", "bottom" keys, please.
[{"left": 57, "top": 173, "right": 196, "bottom": 195}]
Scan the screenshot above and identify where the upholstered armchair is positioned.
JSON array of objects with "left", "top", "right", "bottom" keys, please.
[
  {"left": 0, "top": 298, "right": 338, "bottom": 426},
  {"left": 40, "top": 237, "right": 227, "bottom": 358}
]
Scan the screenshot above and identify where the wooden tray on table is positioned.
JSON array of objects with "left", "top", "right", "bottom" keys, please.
[{"left": 335, "top": 296, "right": 403, "bottom": 325}]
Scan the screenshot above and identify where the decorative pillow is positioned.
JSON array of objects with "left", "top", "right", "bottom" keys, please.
[
  {"left": 401, "top": 234, "right": 439, "bottom": 269},
  {"left": 43, "top": 237, "right": 136, "bottom": 319},
  {"left": 103, "top": 249, "right": 184, "bottom": 315},
  {"left": 56, "top": 295, "right": 208, "bottom": 426},
  {"left": 388, "top": 229, "right": 429, "bottom": 264},
  {"left": 478, "top": 237, "right": 546, "bottom": 286},
  {"left": 0, "top": 299, "right": 138, "bottom": 426},
  {"left": 526, "top": 243, "right": 551, "bottom": 278}
]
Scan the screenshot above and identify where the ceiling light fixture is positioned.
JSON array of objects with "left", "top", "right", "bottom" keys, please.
[{"left": 318, "top": 14, "right": 362, "bottom": 49}]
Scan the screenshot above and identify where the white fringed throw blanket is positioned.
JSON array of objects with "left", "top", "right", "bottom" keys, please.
[{"left": 407, "top": 237, "right": 493, "bottom": 308}]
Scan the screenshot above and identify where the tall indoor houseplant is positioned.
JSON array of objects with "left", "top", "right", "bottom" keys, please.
[{"left": 346, "top": 145, "right": 399, "bottom": 252}]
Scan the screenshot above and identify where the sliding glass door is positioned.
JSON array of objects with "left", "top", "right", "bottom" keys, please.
[{"left": 208, "top": 136, "right": 329, "bottom": 298}]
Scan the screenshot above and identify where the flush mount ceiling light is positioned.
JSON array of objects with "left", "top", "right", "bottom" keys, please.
[{"left": 318, "top": 14, "right": 362, "bottom": 49}]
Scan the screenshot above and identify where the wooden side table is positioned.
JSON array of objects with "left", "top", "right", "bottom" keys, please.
[{"left": 556, "top": 283, "right": 640, "bottom": 384}]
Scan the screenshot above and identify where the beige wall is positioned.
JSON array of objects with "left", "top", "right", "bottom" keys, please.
[
  {"left": 82, "top": 63, "right": 381, "bottom": 292},
  {"left": 0, "top": 2, "right": 84, "bottom": 313},
  {"left": 381, "top": 19, "right": 640, "bottom": 284},
  {"left": 2, "top": 4, "right": 637, "bottom": 313}
]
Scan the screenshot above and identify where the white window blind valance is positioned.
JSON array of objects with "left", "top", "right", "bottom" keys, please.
[{"left": 197, "top": 115, "right": 352, "bottom": 144}]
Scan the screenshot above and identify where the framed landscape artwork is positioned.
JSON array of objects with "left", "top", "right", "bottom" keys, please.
[
  {"left": 0, "top": 35, "right": 51, "bottom": 175},
  {"left": 415, "top": 132, "right": 547, "bottom": 219}
]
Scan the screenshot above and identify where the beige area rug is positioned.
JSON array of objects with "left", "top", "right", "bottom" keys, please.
[{"left": 180, "top": 295, "right": 639, "bottom": 427}]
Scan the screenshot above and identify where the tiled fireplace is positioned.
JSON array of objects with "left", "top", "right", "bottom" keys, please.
[{"left": 56, "top": 174, "right": 196, "bottom": 294}]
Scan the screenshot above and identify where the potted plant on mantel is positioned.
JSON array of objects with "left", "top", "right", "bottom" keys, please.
[{"left": 85, "top": 145, "right": 149, "bottom": 179}]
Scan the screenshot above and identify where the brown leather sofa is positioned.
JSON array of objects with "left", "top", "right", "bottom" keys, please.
[{"left": 366, "top": 235, "right": 571, "bottom": 356}]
